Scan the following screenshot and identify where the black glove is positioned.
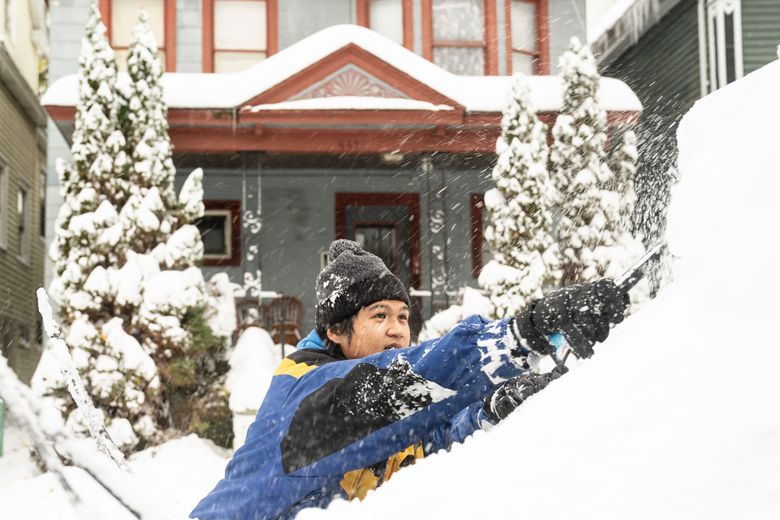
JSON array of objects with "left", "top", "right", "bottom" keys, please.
[
  {"left": 513, "top": 279, "right": 630, "bottom": 359},
  {"left": 483, "top": 366, "right": 568, "bottom": 423}
]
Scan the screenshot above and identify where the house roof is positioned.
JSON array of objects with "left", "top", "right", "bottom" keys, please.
[
  {"left": 43, "top": 24, "right": 641, "bottom": 113},
  {"left": 590, "top": 0, "right": 684, "bottom": 66}
]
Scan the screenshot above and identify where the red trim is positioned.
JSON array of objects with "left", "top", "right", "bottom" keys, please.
[
  {"left": 485, "top": 0, "right": 498, "bottom": 75},
  {"left": 47, "top": 104, "right": 639, "bottom": 154},
  {"left": 246, "top": 43, "right": 463, "bottom": 110},
  {"left": 202, "top": 0, "right": 278, "bottom": 73},
  {"left": 505, "top": 0, "right": 549, "bottom": 75},
  {"left": 422, "top": 0, "right": 432, "bottom": 61},
  {"left": 201, "top": 200, "right": 242, "bottom": 267},
  {"left": 423, "top": 0, "right": 495, "bottom": 75},
  {"left": 335, "top": 193, "right": 421, "bottom": 291},
  {"left": 99, "top": 0, "right": 176, "bottom": 71},
  {"left": 470, "top": 193, "right": 485, "bottom": 278},
  {"left": 403, "top": 0, "right": 414, "bottom": 50}
]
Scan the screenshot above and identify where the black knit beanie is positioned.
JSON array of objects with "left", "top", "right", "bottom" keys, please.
[{"left": 315, "top": 239, "right": 410, "bottom": 336}]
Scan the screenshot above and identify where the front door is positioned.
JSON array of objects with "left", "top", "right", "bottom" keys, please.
[{"left": 335, "top": 193, "right": 422, "bottom": 338}]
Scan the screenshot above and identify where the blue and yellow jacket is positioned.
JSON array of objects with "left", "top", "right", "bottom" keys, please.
[{"left": 191, "top": 315, "right": 531, "bottom": 520}]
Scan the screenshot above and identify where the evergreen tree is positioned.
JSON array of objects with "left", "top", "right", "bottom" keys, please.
[
  {"left": 45, "top": 6, "right": 158, "bottom": 451},
  {"left": 610, "top": 129, "right": 638, "bottom": 225},
  {"left": 550, "top": 38, "right": 629, "bottom": 284},
  {"left": 479, "top": 75, "right": 560, "bottom": 317},
  {"left": 41, "top": 9, "right": 233, "bottom": 452}
]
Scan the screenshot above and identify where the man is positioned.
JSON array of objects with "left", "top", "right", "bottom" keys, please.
[{"left": 192, "top": 240, "right": 628, "bottom": 520}]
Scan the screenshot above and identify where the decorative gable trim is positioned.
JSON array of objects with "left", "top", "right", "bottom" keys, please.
[{"left": 290, "top": 64, "right": 409, "bottom": 100}]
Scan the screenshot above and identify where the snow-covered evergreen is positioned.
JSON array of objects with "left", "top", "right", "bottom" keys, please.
[
  {"left": 39, "top": 9, "right": 233, "bottom": 452},
  {"left": 549, "top": 38, "right": 644, "bottom": 285},
  {"left": 479, "top": 75, "right": 560, "bottom": 317}
]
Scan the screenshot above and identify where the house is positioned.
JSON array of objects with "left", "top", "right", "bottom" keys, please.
[
  {"left": 591, "top": 0, "right": 780, "bottom": 175},
  {"left": 43, "top": 0, "right": 641, "bottom": 336},
  {"left": 0, "top": 0, "right": 48, "bottom": 382}
]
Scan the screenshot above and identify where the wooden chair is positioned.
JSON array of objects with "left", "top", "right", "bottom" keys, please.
[
  {"left": 267, "top": 295, "right": 304, "bottom": 346},
  {"left": 233, "top": 297, "right": 265, "bottom": 342}
]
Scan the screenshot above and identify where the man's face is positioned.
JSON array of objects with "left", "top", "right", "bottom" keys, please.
[{"left": 327, "top": 300, "right": 411, "bottom": 359}]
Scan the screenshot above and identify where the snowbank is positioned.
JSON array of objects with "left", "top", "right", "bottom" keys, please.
[
  {"left": 0, "top": 433, "right": 230, "bottom": 520},
  {"left": 226, "top": 326, "right": 283, "bottom": 449},
  {"left": 298, "top": 61, "right": 780, "bottom": 519}
]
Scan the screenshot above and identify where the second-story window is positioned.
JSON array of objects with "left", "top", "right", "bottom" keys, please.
[
  {"left": 508, "top": 0, "right": 540, "bottom": 74},
  {"left": 358, "top": 0, "right": 411, "bottom": 47},
  {"left": 204, "top": 0, "right": 277, "bottom": 72},
  {"left": 102, "top": 0, "right": 175, "bottom": 71},
  {"left": 214, "top": 0, "right": 267, "bottom": 72},
  {"left": 430, "top": 0, "right": 485, "bottom": 75}
]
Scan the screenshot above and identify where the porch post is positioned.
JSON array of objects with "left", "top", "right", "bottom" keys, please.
[
  {"left": 240, "top": 154, "right": 263, "bottom": 301},
  {"left": 422, "top": 155, "right": 450, "bottom": 313}
]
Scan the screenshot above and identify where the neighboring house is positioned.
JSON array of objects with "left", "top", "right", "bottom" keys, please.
[
  {"left": 43, "top": 0, "right": 641, "bottom": 336},
  {"left": 0, "top": 0, "right": 48, "bottom": 382},
  {"left": 591, "top": 0, "right": 780, "bottom": 175}
]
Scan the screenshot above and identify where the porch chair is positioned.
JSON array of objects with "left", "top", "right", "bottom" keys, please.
[
  {"left": 233, "top": 296, "right": 266, "bottom": 343},
  {"left": 267, "top": 295, "right": 304, "bottom": 346}
]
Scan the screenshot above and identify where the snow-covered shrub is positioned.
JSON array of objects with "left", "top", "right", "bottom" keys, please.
[
  {"left": 479, "top": 74, "right": 560, "bottom": 317},
  {"left": 39, "top": 9, "right": 233, "bottom": 452},
  {"left": 549, "top": 38, "right": 645, "bottom": 288}
]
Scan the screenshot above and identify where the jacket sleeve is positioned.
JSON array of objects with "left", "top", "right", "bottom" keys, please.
[{"left": 279, "top": 315, "right": 533, "bottom": 477}]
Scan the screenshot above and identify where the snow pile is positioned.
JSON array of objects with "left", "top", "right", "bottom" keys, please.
[
  {"left": 298, "top": 60, "right": 780, "bottom": 519},
  {"left": 0, "top": 434, "right": 229, "bottom": 520},
  {"left": 226, "top": 327, "right": 281, "bottom": 449}
]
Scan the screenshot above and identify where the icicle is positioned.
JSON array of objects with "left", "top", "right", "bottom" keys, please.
[{"left": 36, "top": 288, "right": 129, "bottom": 471}]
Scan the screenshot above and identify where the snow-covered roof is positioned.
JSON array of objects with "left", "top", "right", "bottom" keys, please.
[
  {"left": 590, "top": 0, "right": 684, "bottom": 66},
  {"left": 43, "top": 24, "right": 642, "bottom": 114}
]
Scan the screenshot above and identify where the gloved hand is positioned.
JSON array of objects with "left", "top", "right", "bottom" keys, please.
[
  {"left": 483, "top": 366, "right": 568, "bottom": 423},
  {"left": 513, "top": 279, "right": 630, "bottom": 359}
]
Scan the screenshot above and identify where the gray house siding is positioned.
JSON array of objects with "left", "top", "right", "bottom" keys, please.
[{"left": 741, "top": 0, "right": 780, "bottom": 75}]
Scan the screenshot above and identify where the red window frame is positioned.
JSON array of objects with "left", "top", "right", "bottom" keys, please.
[
  {"left": 335, "top": 192, "right": 421, "bottom": 291},
  {"left": 202, "top": 0, "right": 278, "bottom": 73},
  {"left": 505, "top": 0, "right": 549, "bottom": 75},
  {"left": 98, "top": 0, "right": 177, "bottom": 72},
  {"left": 422, "top": 0, "right": 499, "bottom": 75},
  {"left": 356, "top": 0, "right": 414, "bottom": 50},
  {"left": 199, "top": 200, "right": 242, "bottom": 267}
]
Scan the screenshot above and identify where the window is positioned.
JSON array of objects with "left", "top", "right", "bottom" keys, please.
[
  {"left": 0, "top": 164, "right": 6, "bottom": 249},
  {"left": 355, "top": 223, "right": 399, "bottom": 274},
  {"left": 39, "top": 172, "right": 46, "bottom": 238},
  {"left": 195, "top": 200, "right": 241, "bottom": 266},
  {"left": 428, "top": 0, "right": 486, "bottom": 75},
  {"left": 99, "top": 0, "right": 175, "bottom": 71},
  {"left": 204, "top": 0, "right": 278, "bottom": 73},
  {"left": 357, "top": 0, "right": 412, "bottom": 48},
  {"left": 17, "top": 188, "right": 29, "bottom": 261},
  {"left": 506, "top": 0, "right": 547, "bottom": 75},
  {"left": 699, "top": 0, "right": 743, "bottom": 93}
]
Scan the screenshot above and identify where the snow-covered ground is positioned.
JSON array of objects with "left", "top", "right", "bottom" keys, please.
[
  {"left": 4, "top": 54, "right": 778, "bottom": 520},
  {"left": 295, "top": 60, "right": 780, "bottom": 519}
]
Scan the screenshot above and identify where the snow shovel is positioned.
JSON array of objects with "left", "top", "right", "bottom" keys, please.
[{"left": 548, "top": 242, "right": 666, "bottom": 367}]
